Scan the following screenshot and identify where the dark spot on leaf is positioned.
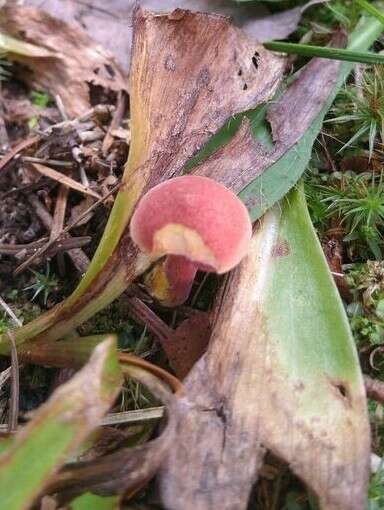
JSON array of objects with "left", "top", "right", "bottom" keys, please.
[
  {"left": 104, "top": 63, "right": 115, "bottom": 78},
  {"left": 252, "top": 51, "right": 260, "bottom": 69},
  {"left": 197, "top": 66, "right": 210, "bottom": 86},
  {"left": 164, "top": 54, "right": 176, "bottom": 72},
  {"left": 336, "top": 383, "right": 347, "bottom": 398},
  {"left": 272, "top": 240, "right": 290, "bottom": 258},
  {"left": 329, "top": 378, "right": 351, "bottom": 406},
  {"left": 245, "top": 194, "right": 262, "bottom": 210}
]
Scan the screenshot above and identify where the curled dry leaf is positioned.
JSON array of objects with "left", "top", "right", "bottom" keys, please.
[
  {"left": 0, "top": 7, "right": 284, "bottom": 349},
  {"left": 159, "top": 187, "right": 370, "bottom": 510},
  {"left": 0, "top": 338, "right": 122, "bottom": 510},
  {"left": 0, "top": 4, "right": 127, "bottom": 117},
  {"left": 46, "top": 364, "right": 179, "bottom": 503}
]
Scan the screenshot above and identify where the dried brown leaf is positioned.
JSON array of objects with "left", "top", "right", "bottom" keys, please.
[
  {"left": 128, "top": 7, "right": 285, "bottom": 178},
  {"left": 162, "top": 312, "right": 211, "bottom": 379},
  {"left": 0, "top": 4, "right": 127, "bottom": 117},
  {"left": 46, "top": 366, "right": 179, "bottom": 502},
  {"left": 25, "top": 0, "right": 327, "bottom": 72},
  {"left": 195, "top": 37, "right": 345, "bottom": 194}
]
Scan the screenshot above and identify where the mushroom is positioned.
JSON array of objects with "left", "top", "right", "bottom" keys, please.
[{"left": 130, "top": 175, "right": 252, "bottom": 305}]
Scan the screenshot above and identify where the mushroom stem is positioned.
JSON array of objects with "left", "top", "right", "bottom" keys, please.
[{"left": 145, "top": 255, "right": 198, "bottom": 307}]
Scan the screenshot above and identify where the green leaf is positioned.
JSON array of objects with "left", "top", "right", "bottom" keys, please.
[
  {"left": 264, "top": 41, "right": 384, "bottom": 65},
  {"left": 0, "top": 339, "right": 122, "bottom": 510},
  {"left": 254, "top": 185, "right": 370, "bottom": 507},
  {"left": 159, "top": 185, "right": 370, "bottom": 508},
  {"left": 70, "top": 493, "right": 120, "bottom": 510}
]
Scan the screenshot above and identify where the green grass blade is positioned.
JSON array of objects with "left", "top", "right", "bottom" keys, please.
[
  {"left": 264, "top": 41, "right": 384, "bottom": 65},
  {"left": 355, "top": 0, "right": 384, "bottom": 24},
  {"left": 0, "top": 339, "right": 122, "bottom": 510}
]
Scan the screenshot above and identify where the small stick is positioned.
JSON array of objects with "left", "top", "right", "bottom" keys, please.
[
  {"left": 102, "top": 91, "right": 127, "bottom": 156},
  {"left": 0, "top": 236, "right": 90, "bottom": 256},
  {"left": 100, "top": 406, "right": 164, "bottom": 426},
  {"left": 54, "top": 94, "right": 68, "bottom": 121},
  {"left": 0, "top": 112, "right": 9, "bottom": 153},
  {"left": 43, "top": 105, "right": 114, "bottom": 135},
  {"left": 51, "top": 185, "right": 69, "bottom": 275},
  {"left": 0, "top": 304, "right": 22, "bottom": 400},
  {"left": 0, "top": 367, "right": 11, "bottom": 391},
  {"left": 22, "top": 156, "right": 73, "bottom": 168},
  {"left": 27, "top": 194, "right": 53, "bottom": 230},
  {"left": 0, "top": 135, "right": 40, "bottom": 172},
  {"left": 24, "top": 195, "right": 90, "bottom": 274},
  {"left": 364, "top": 375, "right": 384, "bottom": 404},
  {"left": 126, "top": 297, "right": 173, "bottom": 344},
  {"left": 30, "top": 163, "right": 101, "bottom": 199},
  {"left": 6, "top": 331, "right": 19, "bottom": 433},
  {"left": 0, "top": 296, "right": 22, "bottom": 328},
  {"left": 14, "top": 182, "right": 120, "bottom": 275}
]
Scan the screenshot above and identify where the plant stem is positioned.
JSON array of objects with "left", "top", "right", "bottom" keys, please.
[
  {"left": 355, "top": 0, "right": 384, "bottom": 25},
  {"left": 264, "top": 42, "right": 384, "bottom": 65}
]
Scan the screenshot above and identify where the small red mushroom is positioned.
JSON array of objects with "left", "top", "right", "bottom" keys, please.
[{"left": 130, "top": 175, "right": 252, "bottom": 305}]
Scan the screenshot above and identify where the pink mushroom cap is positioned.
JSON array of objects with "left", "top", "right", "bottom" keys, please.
[{"left": 130, "top": 175, "right": 252, "bottom": 273}]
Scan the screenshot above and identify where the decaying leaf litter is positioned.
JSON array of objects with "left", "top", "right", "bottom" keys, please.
[{"left": 0, "top": 0, "right": 383, "bottom": 509}]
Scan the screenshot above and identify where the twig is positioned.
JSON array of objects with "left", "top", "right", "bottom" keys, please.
[
  {"left": 0, "top": 367, "right": 11, "bottom": 391},
  {"left": 14, "top": 182, "right": 120, "bottom": 275},
  {"left": 78, "top": 165, "right": 90, "bottom": 188},
  {"left": 0, "top": 135, "right": 39, "bottom": 172},
  {"left": 0, "top": 407, "right": 166, "bottom": 431},
  {"left": 0, "top": 105, "right": 114, "bottom": 173},
  {"left": 43, "top": 104, "right": 114, "bottom": 136},
  {"left": 51, "top": 185, "right": 69, "bottom": 275},
  {"left": 364, "top": 375, "right": 384, "bottom": 404},
  {"left": 0, "top": 110, "right": 9, "bottom": 153},
  {"left": 27, "top": 194, "right": 53, "bottom": 230},
  {"left": 126, "top": 296, "right": 173, "bottom": 344},
  {"left": 100, "top": 407, "right": 164, "bottom": 426},
  {"left": 6, "top": 331, "right": 19, "bottom": 433},
  {"left": 0, "top": 298, "right": 22, "bottom": 401},
  {"left": 54, "top": 94, "right": 68, "bottom": 121},
  {"left": 0, "top": 181, "right": 51, "bottom": 200},
  {"left": 30, "top": 163, "right": 101, "bottom": 199},
  {"left": 102, "top": 91, "right": 127, "bottom": 156},
  {"left": 24, "top": 195, "right": 90, "bottom": 274},
  {"left": 0, "top": 296, "right": 22, "bottom": 327},
  {"left": 22, "top": 156, "right": 73, "bottom": 168},
  {"left": 0, "top": 236, "right": 90, "bottom": 257}
]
